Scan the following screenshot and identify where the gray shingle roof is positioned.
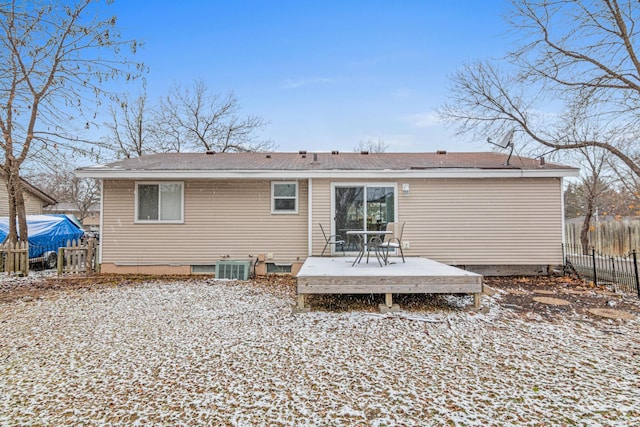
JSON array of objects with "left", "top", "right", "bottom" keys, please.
[{"left": 93, "top": 151, "right": 573, "bottom": 171}]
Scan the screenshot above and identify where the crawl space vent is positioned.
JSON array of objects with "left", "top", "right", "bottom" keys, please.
[{"left": 215, "top": 260, "right": 251, "bottom": 280}]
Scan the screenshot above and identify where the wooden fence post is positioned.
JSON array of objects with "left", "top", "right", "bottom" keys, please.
[
  {"left": 20, "top": 241, "right": 28, "bottom": 276},
  {"left": 87, "top": 238, "right": 97, "bottom": 273},
  {"left": 57, "top": 247, "right": 64, "bottom": 275},
  {"left": 7, "top": 243, "right": 13, "bottom": 273}
]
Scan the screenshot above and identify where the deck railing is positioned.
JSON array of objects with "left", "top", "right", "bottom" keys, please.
[{"left": 563, "top": 244, "right": 640, "bottom": 298}]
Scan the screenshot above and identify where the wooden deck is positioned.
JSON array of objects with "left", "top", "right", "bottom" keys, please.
[{"left": 295, "top": 256, "right": 483, "bottom": 312}]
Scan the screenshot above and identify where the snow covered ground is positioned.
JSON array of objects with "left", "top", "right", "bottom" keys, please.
[{"left": 1, "top": 278, "right": 639, "bottom": 426}]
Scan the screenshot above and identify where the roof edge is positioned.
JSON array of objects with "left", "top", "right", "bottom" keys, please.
[
  {"left": 76, "top": 168, "right": 580, "bottom": 180},
  {"left": 0, "top": 172, "right": 57, "bottom": 206}
]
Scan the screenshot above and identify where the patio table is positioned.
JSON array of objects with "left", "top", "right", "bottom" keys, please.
[{"left": 346, "top": 230, "right": 392, "bottom": 267}]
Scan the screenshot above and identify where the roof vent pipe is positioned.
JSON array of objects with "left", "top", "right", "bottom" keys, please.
[
  {"left": 313, "top": 153, "right": 318, "bottom": 162},
  {"left": 540, "top": 157, "right": 545, "bottom": 166}
]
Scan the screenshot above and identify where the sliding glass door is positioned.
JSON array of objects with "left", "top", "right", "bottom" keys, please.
[{"left": 333, "top": 184, "right": 395, "bottom": 252}]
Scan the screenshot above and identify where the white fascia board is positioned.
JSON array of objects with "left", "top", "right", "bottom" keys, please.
[{"left": 75, "top": 167, "right": 579, "bottom": 180}]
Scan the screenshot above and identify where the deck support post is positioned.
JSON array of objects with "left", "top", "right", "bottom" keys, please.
[
  {"left": 292, "top": 293, "right": 310, "bottom": 313},
  {"left": 474, "top": 293, "right": 481, "bottom": 309},
  {"left": 379, "top": 293, "right": 401, "bottom": 313}
]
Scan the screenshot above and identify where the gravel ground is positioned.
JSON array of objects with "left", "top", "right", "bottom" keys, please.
[{"left": 1, "top": 276, "right": 639, "bottom": 426}]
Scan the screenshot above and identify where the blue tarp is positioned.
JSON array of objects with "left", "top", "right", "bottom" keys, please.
[{"left": 0, "top": 214, "right": 85, "bottom": 258}]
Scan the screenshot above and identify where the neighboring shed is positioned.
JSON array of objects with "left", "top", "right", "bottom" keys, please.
[
  {"left": 75, "top": 151, "right": 579, "bottom": 276},
  {"left": 0, "top": 174, "right": 56, "bottom": 216}
]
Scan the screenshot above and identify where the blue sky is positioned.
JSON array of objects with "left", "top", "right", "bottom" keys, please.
[{"left": 109, "top": 0, "right": 511, "bottom": 153}]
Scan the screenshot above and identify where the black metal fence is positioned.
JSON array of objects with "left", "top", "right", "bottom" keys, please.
[{"left": 563, "top": 244, "right": 640, "bottom": 298}]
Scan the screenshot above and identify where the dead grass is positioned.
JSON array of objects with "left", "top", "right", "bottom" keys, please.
[{"left": 1, "top": 272, "right": 639, "bottom": 322}]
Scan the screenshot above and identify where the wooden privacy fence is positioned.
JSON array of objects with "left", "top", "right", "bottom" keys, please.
[
  {"left": 57, "top": 238, "right": 98, "bottom": 274},
  {"left": 0, "top": 242, "right": 29, "bottom": 275},
  {"left": 0, "top": 239, "right": 98, "bottom": 275},
  {"left": 565, "top": 220, "right": 640, "bottom": 256}
]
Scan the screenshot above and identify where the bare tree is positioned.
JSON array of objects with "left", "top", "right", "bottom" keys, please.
[
  {"left": 354, "top": 139, "right": 388, "bottom": 153},
  {"left": 439, "top": 0, "right": 640, "bottom": 178},
  {"left": 568, "top": 147, "right": 611, "bottom": 253},
  {"left": 67, "top": 177, "right": 100, "bottom": 224},
  {"left": 608, "top": 154, "right": 640, "bottom": 207},
  {"left": 156, "top": 79, "right": 274, "bottom": 153},
  {"left": 29, "top": 168, "right": 100, "bottom": 224},
  {"left": 105, "top": 84, "right": 163, "bottom": 159},
  {"left": 0, "top": 0, "right": 142, "bottom": 246}
]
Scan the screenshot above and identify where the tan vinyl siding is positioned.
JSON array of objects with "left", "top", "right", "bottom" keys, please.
[
  {"left": 311, "top": 177, "right": 564, "bottom": 265},
  {"left": 401, "top": 178, "right": 563, "bottom": 265},
  {"left": 102, "top": 179, "right": 308, "bottom": 265},
  {"left": 0, "top": 182, "right": 47, "bottom": 216},
  {"left": 24, "top": 192, "right": 46, "bottom": 215},
  {"left": 311, "top": 178, "right": 333, "bottom": 256},
  {"left": 103, "top": 176, "right": 564, "bottom": 269}
]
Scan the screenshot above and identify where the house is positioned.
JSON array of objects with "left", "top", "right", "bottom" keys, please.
[
  {"left": 0, "top": 174, "right": 56, "bottom": 216},
  {"left": 75, "top": 151, "right": 579, "bottom": 276}
]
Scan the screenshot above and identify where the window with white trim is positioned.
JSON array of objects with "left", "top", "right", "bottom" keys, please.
[
  {"left": 136, "top": 182, "right": 184, "bottom": 222},
  {"left": 271, "top": 182, "right": 298, "bottom": 214}
]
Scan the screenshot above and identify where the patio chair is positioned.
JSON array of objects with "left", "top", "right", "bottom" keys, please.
[
  {"left": 320, "top": 224, "right": 346, "bottom": 256},
  {"left": 379, "top": 222, "right": 405, "bottom": 263}
]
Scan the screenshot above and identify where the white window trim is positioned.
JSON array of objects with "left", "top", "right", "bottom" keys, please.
[
  {"left": 134, "top": 181, "right": 185, "bottom": 223},
  {"left": 271, "top": 181, "right": 298, "bottom": 214}
]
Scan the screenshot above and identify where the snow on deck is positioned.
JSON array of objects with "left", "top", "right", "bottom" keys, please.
[
  {"left": 298, "top": 256, "right": 481, "bottom": 277},
  {"left": 0, "top": 279, "right": 638, "bottom": 425},
  {"left": 297, "top": 256, "right": 482, "bottom": 294}
]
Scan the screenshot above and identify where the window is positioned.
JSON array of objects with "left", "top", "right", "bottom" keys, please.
[
  {"left": 333, "top": 184, "right": 396, "bottom": 232},
  {"left": 266, "top": 263, "right": 292, "bottom": 273},
  {"left": 136, "top": 182, "right": 183, "bottom": 222},
  {"left": 272, "top": 182, "right": 298, "bottom": 214},
  {"left": 191, "top": 265, "right": 216, "bottom": 274}
]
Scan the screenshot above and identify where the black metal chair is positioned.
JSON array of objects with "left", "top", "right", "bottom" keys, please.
[{"left": 319, "top": 224, "right": 345, "bottom": 256}]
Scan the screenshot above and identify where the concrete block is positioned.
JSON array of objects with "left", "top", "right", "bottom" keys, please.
[
  {"left": 379, "top": 303, "right": 401, "bottom": 313},
  {"left": 291, "top": 304, "right": 311, "bottom": 314},
  {"left": 482, "top": 285, "right": 499, "bottom": 296}
]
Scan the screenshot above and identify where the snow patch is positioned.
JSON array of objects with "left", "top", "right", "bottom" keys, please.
[{"left": 0, "top": 280, "right": 638, "bottom": 425}]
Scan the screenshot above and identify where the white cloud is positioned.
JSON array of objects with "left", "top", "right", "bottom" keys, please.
[
  {"left": 402, "top": 112, "right": 442, "bottom": 128},
  {"left": 281, "top": 77, "right": 334, "bottom": 89}
]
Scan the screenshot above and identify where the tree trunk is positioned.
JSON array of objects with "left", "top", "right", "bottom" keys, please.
[
  {"left": 5, "top": 166, "right": 18, "bottom": 245},
  {"left": 15, "top": 179, "right": 27, "bottom": 242},
  {"left": 580, "top": 207, "right": 594, "bottom": 255},
  {"left": 4, "top": 162, "right": 28, "bottom": 245}
]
